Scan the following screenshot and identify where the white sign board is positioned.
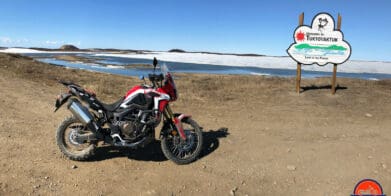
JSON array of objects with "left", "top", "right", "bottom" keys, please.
[{"left": 287, "top": 13, "right": 351, "bottom": 66}]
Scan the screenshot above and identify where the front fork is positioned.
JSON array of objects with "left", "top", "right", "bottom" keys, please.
[{"left": 163, "top": 105, "right": 188, "bottom": 140}]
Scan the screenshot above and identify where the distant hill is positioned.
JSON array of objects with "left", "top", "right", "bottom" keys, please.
[
  {"left": 169, "top": 49, "right": 186, "bottom": 53},
  {"left": 59, "top": 45, "right": 79, "bottom": 51}
]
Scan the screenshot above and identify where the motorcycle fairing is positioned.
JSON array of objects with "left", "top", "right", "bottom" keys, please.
[{"left": 121, "top": 85, "right": 170, "bottom": 113}]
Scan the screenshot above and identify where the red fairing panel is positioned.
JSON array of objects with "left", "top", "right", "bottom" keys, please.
[
  {"left": 158, "top": 100, "right": 169, "bottom": 112},
  {"left": 155, "top": 87, "right": 170, "bottom": 112},
  {"left": 125, "top": 85, "right": 143, "bottom": 98},
  {"left": 162, "top": 73, "right": 177, "bottom": 101},
  {"left": 156, "top": 87, "right": 166, "bottom": 95}
]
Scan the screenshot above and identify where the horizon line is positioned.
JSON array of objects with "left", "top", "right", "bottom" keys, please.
[{"left": 0, "top": 45, "right": 389, "bottom": 63}]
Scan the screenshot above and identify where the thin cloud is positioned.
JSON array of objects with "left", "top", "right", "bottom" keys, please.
[
  {"left": 1, "top": 37, "right": 30, "bottom": 45},
  {"left": 68, "top": 41, "right": 81, "bottom": 46},
  {"left": 45, "top": 40, "right": 64, "bottom": 45},
  {"left": 15, "top": 39, "right": 29, "bottom": 43},
  {"left": 45, "top": 40, "right": 81, "bottom": 46},
  {"left": 0, "top": 37, "right": 12, "bottom": 43}
]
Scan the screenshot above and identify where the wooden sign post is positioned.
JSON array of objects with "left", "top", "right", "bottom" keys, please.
[
  {"left": 331, "top": 14, "right": 342, "bottom": 94},
  {"left": 296, "top": 13, "right": 304, "bottom": 94}
]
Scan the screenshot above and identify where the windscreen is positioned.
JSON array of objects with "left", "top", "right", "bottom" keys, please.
[{"left": 161, "top": 63, "right": 169, "bottom": 77}]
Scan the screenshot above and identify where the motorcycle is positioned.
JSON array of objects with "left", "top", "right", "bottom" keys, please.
[{"left": 54, "top": 58, "right": 203, "bottom": 164}]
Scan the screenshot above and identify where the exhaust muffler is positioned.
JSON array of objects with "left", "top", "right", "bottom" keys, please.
[
  {"left": 67, "top": 99, "right": 93, "bottom": 124},
  {"left": 67, "top": 99, "right": 100, "bottom": 134}
]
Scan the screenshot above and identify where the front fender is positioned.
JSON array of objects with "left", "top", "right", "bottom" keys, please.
[
  {"left": 174, "top": 113, "right": 192, "bottom": 121},
  {"left": 160, "top": 113, "right": 192, "bottom": 140}
]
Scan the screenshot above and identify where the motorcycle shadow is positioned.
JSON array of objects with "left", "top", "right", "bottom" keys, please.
[
  {"left": 199, "top": 127, "right": 229, "bottom": 159},
  {"left": 90, "top": 127, "right": 229, "bottom": 162},
  {"left": 91, "top": 141, "right": 167, "bottom": 162}
]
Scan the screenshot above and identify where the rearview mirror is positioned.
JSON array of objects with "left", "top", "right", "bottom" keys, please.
[{"left": 153, "top": 57, "right": 158, "bottom": 71}]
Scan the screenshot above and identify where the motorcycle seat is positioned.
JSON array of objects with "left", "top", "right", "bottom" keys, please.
[{"left": 101, "top": 97, "right": 125, "bottom": 112}]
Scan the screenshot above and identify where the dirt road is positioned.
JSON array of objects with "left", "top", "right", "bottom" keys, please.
[{"left": 0, "top": 53, "right": 390, "bottom": 195}]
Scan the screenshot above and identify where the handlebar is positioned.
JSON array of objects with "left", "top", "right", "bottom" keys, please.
[
  {"left": 148, "top": 73, "right": 164, "bottom": 82},
  {"left": 148, "top": 73, "right": 164, "bottom": 88}
]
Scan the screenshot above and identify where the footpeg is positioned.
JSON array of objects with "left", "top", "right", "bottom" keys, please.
[
  {"left": 111, "top": 133, "right": 126, "bottom": 144},
  {"left": 111, "top": 136, "right": 147, "bottom": 148}
]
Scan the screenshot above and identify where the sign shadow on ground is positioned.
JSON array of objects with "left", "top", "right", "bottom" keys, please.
[{"left": 301, "top": 84, "right": 347, "bottom": 93}]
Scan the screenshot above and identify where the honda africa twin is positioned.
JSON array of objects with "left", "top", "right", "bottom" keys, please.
[{"left": 54, "top": 58, "right": 203, "bottom": 164}]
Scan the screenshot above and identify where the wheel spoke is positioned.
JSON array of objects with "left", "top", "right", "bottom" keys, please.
[
  {"left": 178, "top": 150, "right": 185, "bottom": 158},
  {"left": 162, "top": 119, "right": 203, "bottom": 164},
  {"left": 170, "top": 132, "right": 198, "bottom": 159},
  {"left": 64, "top": 122, "right": 92, "bottom": 152}
]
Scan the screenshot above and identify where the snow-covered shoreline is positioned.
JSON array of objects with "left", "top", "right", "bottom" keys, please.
[
  {"left": 95, "top": 52, "right": 391, "bottom": 75},
  {"left": 0, "top": 48, "right": 90, "bottom": 54},
  {"left": 1, "top": 48, "right": 390, "bottom": 75}
]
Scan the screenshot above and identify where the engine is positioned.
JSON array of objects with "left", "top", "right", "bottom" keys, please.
[
  {"left": 118, "top": 120, "right": 144, "bottom": 140},
  {"left": 113, "top": 109, "right": 157, "bottom": 140}
]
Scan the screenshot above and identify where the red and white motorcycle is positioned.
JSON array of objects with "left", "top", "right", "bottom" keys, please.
[{"left": 54, "top": 58, "right": 203, "bottom": 164}]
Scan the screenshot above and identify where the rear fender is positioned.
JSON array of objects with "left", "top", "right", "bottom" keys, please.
[{"left": 54, "top": 93, "right": 72, "bottom": 112}]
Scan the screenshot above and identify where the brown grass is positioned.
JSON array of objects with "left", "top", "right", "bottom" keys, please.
[{"left": 0, "top": 52, "right": 390, "bottom": 104}]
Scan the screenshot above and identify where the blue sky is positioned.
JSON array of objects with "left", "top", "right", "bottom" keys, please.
[{"left": 0, "top": 0, "right": 390, "bottom": 61}]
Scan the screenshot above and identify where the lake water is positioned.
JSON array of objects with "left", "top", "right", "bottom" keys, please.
[{"left": 25, "top": 53, "right": 391, "bottom": 80}]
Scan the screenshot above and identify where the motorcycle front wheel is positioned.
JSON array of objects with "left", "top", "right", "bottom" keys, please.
[
  {"left": 56, "top": 116, "right": 96, "bottom": 161},
  {"left": 161, "top": 118, "right": 203, "bottom": 165}
]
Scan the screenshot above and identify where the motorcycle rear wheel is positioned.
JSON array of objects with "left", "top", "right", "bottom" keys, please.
[
  {"left": 161, "top": 118, "right": 203, "bottom": 165},
  {"left": 56, "top": 116, "right": 96, "bottom": 161}
]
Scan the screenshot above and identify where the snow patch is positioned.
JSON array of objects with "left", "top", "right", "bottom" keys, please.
[
  {"left": 0, "top": 47, "right": 90, "bottom": 54},
  {"left": 0, "top": 48, "right": 44, "bottom": 53},
  {"left": 95, "top": 52, "right": 391, "bottom": 74},
  {"left": 106, "top": 65, "right": 125, "bottom": 69}
]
